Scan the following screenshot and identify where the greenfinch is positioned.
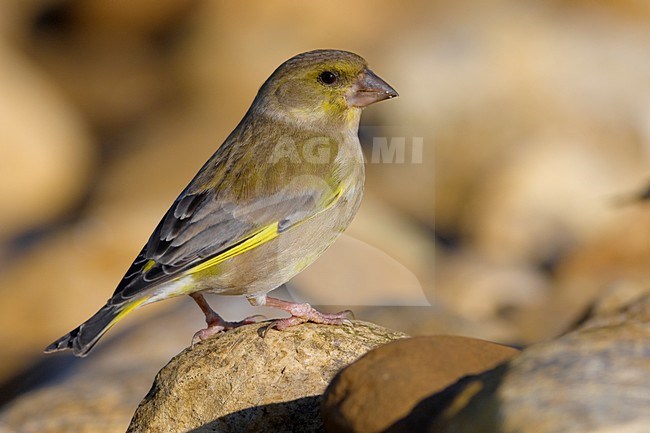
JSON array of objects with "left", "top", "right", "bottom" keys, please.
[{"left": 46, "top": 49, "right": 397, "bottom": 357}]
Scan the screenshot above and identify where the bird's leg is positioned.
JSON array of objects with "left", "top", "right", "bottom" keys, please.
[
  {"left": 248, "top": 295, "right": 353, "bottom": 331},
  {"left": 190, "top": 293, "right": 264, "bottom": 344}
]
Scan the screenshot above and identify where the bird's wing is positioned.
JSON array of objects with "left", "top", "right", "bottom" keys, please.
[{"left": 108, "top": 178, "right": 342, "bottom": 304}]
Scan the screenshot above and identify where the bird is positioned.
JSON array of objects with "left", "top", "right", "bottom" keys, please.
[{"left": 45, "top": 49, "right": 398, "bottom": 357}]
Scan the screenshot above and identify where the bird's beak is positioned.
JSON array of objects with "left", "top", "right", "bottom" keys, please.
[{"left": 347, "top": 69, "right": 399, "bottom": 108}]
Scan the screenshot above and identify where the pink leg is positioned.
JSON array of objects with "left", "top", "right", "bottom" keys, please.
[
  {"left": 190, "top": 293, "right": 264, "bottom": 344},
  {"left": 248, "top": 295, "right": 353, "bottom": 331}
]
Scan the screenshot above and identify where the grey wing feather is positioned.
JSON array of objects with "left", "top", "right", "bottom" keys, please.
[{"left": 108, "top": 187, "right": 324, "bottom": 303}]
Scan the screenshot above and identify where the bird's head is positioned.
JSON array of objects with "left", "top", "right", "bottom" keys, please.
[{"left": 255, "top": 49, "right": 398, "bottom": 128}]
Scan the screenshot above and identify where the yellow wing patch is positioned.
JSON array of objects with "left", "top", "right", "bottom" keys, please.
[
  {"left": 142, "top": 259, "right": 156, "bottom": 273},
  {"left": 184, "top": 222, "right": 280, "bottom": 275},
  {"left": 106, "top": 297, "right": 148, "bottom": 331},
  {"left": 182, "top": 185, "right": 344, "bottom": 277}
]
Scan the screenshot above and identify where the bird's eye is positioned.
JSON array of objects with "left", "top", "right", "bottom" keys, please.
[{"left": 318, "top": 70, "right": 338, "bottom": 85}]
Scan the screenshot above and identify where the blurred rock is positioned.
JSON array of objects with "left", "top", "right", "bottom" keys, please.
[
  {"left": 367, "top": 1, "right": 649, "bottom": 254},
  {"left": 501, "top": 206, "right": 650, "bottom": 343},
  {"left": 174, "top": 0, "right": 409, "bottom": 117},
  {"left": 0, "top": 290, "right": 349, "bottom": 432},
  {"left": 0, "top": 0, "right": 60, "bottom": 42},
  {"left": 361, "top": 0, "right": 650, "bottom": 346},
  {"left": 18, "top": 0, "right": 197, "bottom": 134},
  {"left": 546, "top": 205, "right": 650, "bottom": 336},
  {"left": 89, "top": 106, "right": 228, "bottom": 215},
  {"left": 321, "top": 335, "right": 518, "bottom": 433},
  {"left": 562, "top": 0, "right": 650, "bottom": 22},
  {"left": 1, "top": 1, "right": 649, "bottom": 429},
  {"left": 433, "top": 252, "right": 550, "bottom": 343},
  {"left": 1, "top": 366, "right": 144, "bottom": 433},
  {"left": 127, "top": 321, "right": 405, "bottom": 433},
  {"left": 355, "top": 305, "right": 511, "bottom": 342},
  {"left": 0, "top": 38, "right": 95, "bottom": 242},
  {"left": 291, "top": 234, "right": 428, "bottom": 307},
  {"left": 29, "top": 31, "right": 174, "bottom": 133},
  {"left": 462, "top": 132, "right": 645, "bottom": 265},
  {"left": 0, "top": 198, "right": 276, "bottom": 385},
  {"left": 0, "top": 210, "right": 157, "bottom": 384},
  {"left": 387, "top": 297, "right": 650, "bottom": 433},
  {"left": 0, "top": 301, "right": 203, "bottom": 433},
  {"left": 70, "top": 0, "right": 197, "bottom": 37},
  {"left": 575, "top": 288, "right": 650, "bottom": 332},
  {"left": 0, "top": 102, "right": 219, "bottom": 382}
]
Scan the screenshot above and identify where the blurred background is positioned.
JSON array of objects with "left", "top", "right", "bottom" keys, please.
[{"left": 0, "top": 0, "right": 649, "bottom": 425}]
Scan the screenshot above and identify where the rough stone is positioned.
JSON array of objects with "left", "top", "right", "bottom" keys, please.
[
  {"left": 576, "top": 290, "right": 650, "bottom": 332},
  {"left": 321, "top": 335, "right": 518, "bottom": 433},
  {"left": 387, "top": 297, "right": 650, "bottom": 433},
  {"left": 550, "top": 206, "right": 650, "bottom": 336},
  {"left": 127, "top": 321, "right": 405, "bottom": 433},
  {"left": 0, "top": 301, "right": 201, "bottom": 433}
]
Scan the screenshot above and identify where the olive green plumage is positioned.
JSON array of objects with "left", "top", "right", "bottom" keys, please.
[{"left": 46, "top": 49, "right": 397, "bottom": 356}]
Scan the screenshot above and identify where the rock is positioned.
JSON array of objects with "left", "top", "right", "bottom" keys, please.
[
  {"left": 575, "top": 290, "right": 650, "bottom": 332},
  {"left": 127, "top": 321, "right": 405, "bottom": 433},
  {"left": 368, "top": 0, "right": 650, "bottom": 241},
  {"left": 71, "top": 0, "right": 196, "bottom": 37},
  {"left": 356, "top": 304, "right": 513, "bottom": 343},
  {"left": 0, "top": 39, "right": 95, "bottom": 242},
  {"left": 321, "top": 335, "right": 518, "bottom": 433},
  {"left": 0, "top": 301, "right": 204, "bottom": 433},
  {"left": 433, "top": 252, "right": 550, "bottom": 343},
  {"left": 360, "top": 1, "right": 649, "bottom": 345},
  {"left": 0, "top": 303, "right": 384, "bottom": 432},
  {"left": 0, "top": 210, "right": 162, "bottom": 384},
  {"left": 387, "top": 297, "right": 650, "bottom": 433},
  {"left": 24, "top": 0, "right": 196, "bottom": 133},
  {"left": 549, "top": 205, "right": 650, "bottom": 336},
  {"left": 0, "top": 361, "right": 153, "bottom": 433},
  {"left": 461, "top": 135, "right": 642, "bottom": 266},
  {"left": 174, "top": 0, "right": 402, "bottom": 116},
  {"left": 31, "top": 31, "right": 174, "bottom": 134}
]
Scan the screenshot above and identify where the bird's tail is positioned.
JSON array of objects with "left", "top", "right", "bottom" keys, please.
[{"left": 44, "top": 298, "right": 147, "bottom": 357}]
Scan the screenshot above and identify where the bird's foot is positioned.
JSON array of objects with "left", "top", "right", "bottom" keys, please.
[
  {"left": 254, "top": 296, "right": 353, "bottom": 335},
  {"left": 190, "top": 292, "right": 265, "bottom": 346},
  {"left": 270, "top": 305, "right": 353, "bottom": 330},
  {"left": 191, "top": 314, "right": 266, "bottom": 346}
]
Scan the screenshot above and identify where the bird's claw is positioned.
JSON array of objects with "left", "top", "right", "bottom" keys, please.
[
  {"left": 191, "top": 325, "right": 225, "bottom": 347},
  {"left": 258, "top": 322, "right": 276, "bottom": 338},
  {"left": 241, "top": 314, "right": 267, "bottom": 324},
  {"left": 338, "top": 309, "right": 355, "bottom": 320}
]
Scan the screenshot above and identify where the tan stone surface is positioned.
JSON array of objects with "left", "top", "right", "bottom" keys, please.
[
  {"left": 0, "top": 296, "right": 305, "bottom": 433},
  {"left": 321, "top": 335, "right": 518, "bottom": 433},
  {"left": 127, "top": 321, "right": 405, "bottom": 433}
]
